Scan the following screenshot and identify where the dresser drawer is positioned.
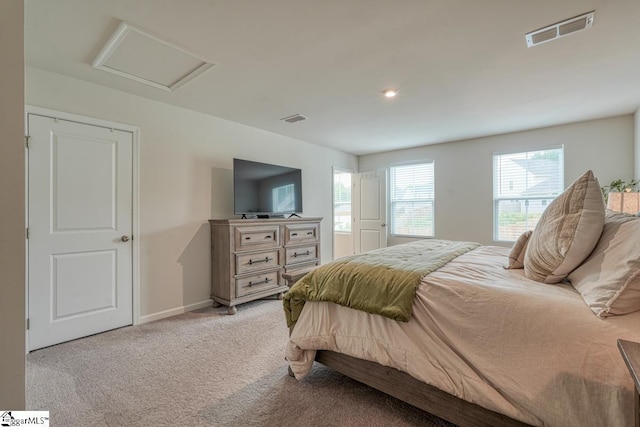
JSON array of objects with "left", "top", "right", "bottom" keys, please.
[
  {"left": 285, "top": 244, "right": 318, "bottom": 265},
  {"left": 235, "top": 249, "right": 280, "bottom": 275},
  {"left": 284, "top": 223, "right": 318, "bottom": 244},
  {"left": 236, "top": 270, "right": 280, "bottom": 297},
  {"left": 283, "top": 261, "right": 319, "bottom": 284},
  {"left": 234, "top": 225, "right": 280, "bottom": 250}
]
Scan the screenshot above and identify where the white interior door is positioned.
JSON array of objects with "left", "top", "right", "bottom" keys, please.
[
  {"left": 353, "top": 170, "right": 387, "bottom": 254},
  {"left": 28, "top": 113, "right": 133, "bottom": 350}
]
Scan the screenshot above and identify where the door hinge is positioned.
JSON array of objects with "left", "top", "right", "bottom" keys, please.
[
  {"left": 26, "top": 318, "right": 29, "bottom": 330},
  {"left": 26, "top": 227, "right": 29, "bottom": 239},
  {"left": 25, "top": 135, "right": 30, "bottom": 149}
]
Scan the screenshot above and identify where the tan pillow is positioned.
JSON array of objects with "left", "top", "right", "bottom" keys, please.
[
  {"left": 524, "top": 170, "right": 605, "bottom": 283},
  {"left": 568, "top": 211, "right": 640, "bottom": 316},
  {"left": 506, "top": 230, "right": 532, "bottom": 269}
]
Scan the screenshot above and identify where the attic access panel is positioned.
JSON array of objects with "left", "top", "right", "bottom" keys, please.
[{"left": 93, "top": 21, "right": 214, "bottom": 91}]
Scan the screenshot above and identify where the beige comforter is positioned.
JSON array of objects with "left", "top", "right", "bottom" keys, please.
[{"left": 286, "top": 245, "right": 640, "bottom": 427}]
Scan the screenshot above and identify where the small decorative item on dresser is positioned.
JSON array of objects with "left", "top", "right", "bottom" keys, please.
[
  {"left": 603, "top": 178, "right": 640, "bottom": 212},
  {"left": 617, "top": 339, "right": 640, "bottom": 427},
  {"left": 608, "top": 191, "right": 640, "bottom": 215}
]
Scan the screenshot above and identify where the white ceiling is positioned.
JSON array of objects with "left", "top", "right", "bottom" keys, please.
[{"left": 24, "top": 0, "right": 640, "bottom": 156}]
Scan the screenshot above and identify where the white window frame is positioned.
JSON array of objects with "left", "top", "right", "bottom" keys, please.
[
  {"left": 389, "top": 161, "right": 435, "bottom": 238},
  {"left": 492, "top": 146, "right": 564, "bottom": 242},
  {"left": 333, "top": 170, "right": 352, "bottom": 233}
]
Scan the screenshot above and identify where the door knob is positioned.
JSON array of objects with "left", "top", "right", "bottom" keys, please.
[
  {"left": 381, "top": 223, "right": 387, "bottom": 227},
  {"left": 120, "top": 235, "right": 131, "bottom": 242}
]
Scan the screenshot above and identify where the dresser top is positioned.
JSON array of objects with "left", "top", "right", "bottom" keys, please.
[{"left": 209, "top": 217, "right": 322, "bottom": 225}]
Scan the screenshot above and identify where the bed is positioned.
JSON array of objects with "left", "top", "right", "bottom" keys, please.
[{"left": 284, "top": 171, "right": 640, "bottom": 427}]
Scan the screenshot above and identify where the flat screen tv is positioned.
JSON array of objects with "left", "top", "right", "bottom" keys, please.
[{"left": 233, "top": 158, "right": 303, "bottom": 218}]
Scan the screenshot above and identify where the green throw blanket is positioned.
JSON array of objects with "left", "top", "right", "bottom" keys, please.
[{"left": 283, "top": 239, "right": 480, "bottom": 327}]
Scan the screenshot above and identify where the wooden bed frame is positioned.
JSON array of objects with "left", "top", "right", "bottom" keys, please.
[{"left": 313, "top": 350, "right": 531, "bottom": 427}]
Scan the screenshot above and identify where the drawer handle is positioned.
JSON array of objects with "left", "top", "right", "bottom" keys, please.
[
  {"left": 245, "top": 235, "right": 272, "bottom": 240},
  {"left": 248, "top": 257, "right": 273, "bottom": 265},
  {"left": 307, "top": 231, "right": 313, "bottom": 235},
  {"left": 248, "top": 278, "right": 272, "bottom": 287},
  {"left": 292, "top": 233, "right": 298, "bottom": 237},
  {"left": 293, "top": 250, "right": 311, "bottom": 257}
]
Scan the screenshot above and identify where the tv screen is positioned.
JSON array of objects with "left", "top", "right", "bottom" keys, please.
[{"left": 233, "top": 158, "right": 303, "bottom": 217}]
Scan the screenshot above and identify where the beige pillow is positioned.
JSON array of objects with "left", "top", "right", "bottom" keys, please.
[
  {"left": 524, "top": 170, "right": 605, "bottom": 283},
  {"left": 568, "top": 211, "right": 640, "bottom": 316},
  {"left": 506, "top": 230, "right": 532, "bottom": 269}
]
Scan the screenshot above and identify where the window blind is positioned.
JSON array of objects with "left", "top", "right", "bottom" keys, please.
[
  {"left": 390, "top": 162, "right": 434, "bottom": 237},
  {"left": 333, "top": 172, "right": 352, "bottom": 232},
  {"left": 493, "top": 147, "right": 564, "bottom": 241}
]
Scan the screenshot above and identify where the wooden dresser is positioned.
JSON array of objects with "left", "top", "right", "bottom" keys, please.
[{"left": 209, "top": 217, "right": 321, "bottom": 314}]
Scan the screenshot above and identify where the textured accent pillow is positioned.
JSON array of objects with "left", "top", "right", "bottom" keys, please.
[
  {"left": 568, "top": 211, "right": 640, "bottom": 316},
  {"left": 506, "top": 230, "right": 532, "bottom": 269},
  {"left": 524, "top": 170, "right": 605, "bottom": 283}
]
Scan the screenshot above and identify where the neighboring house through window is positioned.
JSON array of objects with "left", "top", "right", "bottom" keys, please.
[
  {"left": 390, "top": 162, "right": 434, "bottom": 237},
  {"left": 493, "top": 147, "right": 564, "bottom": 241}
]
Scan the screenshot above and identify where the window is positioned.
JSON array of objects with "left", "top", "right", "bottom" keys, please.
[
  {"left": 390, "top": 162, "right": 434, "bottom": 237},
  {"left": 333, "top": 172, "right": 352, "bottom": 232},
  {"left": 493, "top": 147, "right": 564, "bottom": 241}
]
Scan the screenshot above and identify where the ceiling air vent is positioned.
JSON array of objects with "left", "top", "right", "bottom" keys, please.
[
  {"left": 526, "top": 11, "right": 594, "bottom": 48},
  {"left": 280, "top": 114, "right": 307, "bottom": 124}
]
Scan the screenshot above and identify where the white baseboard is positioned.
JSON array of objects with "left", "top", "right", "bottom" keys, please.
[{"left": 137, "top": 299, "right": 213, "bottom": 324}]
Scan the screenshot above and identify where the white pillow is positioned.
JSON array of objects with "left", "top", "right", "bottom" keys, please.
[
  {"left": 524, "top": 170, "right": 605, "bottom": 283},
  {"left": 568, "top": 211, "right": 640, "bottom": 316},
  {"left": 505, "top": 230, "right": 532, "bottom": 269}
]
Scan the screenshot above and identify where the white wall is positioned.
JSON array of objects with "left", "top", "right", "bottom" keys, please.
[
  {"left": 26, "top": 67, "right": 357, "bottom": 320},
  {"left": 360, "top": 115, "right": 635, "bottom": 247},
  {"left": 0, "top": 0, "right": 25, "bottom": 409}
]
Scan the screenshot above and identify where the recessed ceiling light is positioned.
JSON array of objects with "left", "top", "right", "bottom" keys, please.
[{"left": 383, "top": 89, "right": 398, "bottom": 98}]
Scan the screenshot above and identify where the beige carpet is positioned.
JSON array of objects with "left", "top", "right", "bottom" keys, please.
[{"left": 27, "top": 299, "right": 456, "bottom": 426}]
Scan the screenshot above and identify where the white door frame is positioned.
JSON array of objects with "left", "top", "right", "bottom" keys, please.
[{"left": 25, "top": 106, "right": 141, "bottom": 346}]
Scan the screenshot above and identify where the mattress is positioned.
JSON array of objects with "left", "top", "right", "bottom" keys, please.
[{"left": 286, "top": 245, "right": 640, "bottom": 426}]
